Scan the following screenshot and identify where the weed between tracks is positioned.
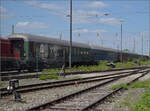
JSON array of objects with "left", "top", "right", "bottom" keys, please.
[
  {"left": 111, "top": 83, "right": 128, "bottom": 90},
  {"left": 112, "top": 79, "right": 150, "bottom": 111},
  {"left": 39, "top": 74, "right": 59, "bottom": 80},
  {"left": 42, "top": 60, "right": 150, "bottom": 75}
]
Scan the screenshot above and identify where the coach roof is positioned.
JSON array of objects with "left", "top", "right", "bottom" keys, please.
[
  {"left": 91, "top": 45, "right": 119, "bottom": 52},
  {"left": 7, "top": 33, "right": 91, "bottom": 48}
]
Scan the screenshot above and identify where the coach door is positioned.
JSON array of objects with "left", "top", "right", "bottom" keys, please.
[{"left": 10, "top": 38, "right": 24, "bottom": 59}]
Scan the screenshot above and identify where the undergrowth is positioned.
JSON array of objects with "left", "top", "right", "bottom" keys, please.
[
  {"left": 111, "top": 83, "right": 128, "bottom": 90},
  {"left": 42, "top": 59, "right": 150, "bottom": 74},
  {"left": 113, "top": 79, "right": 150, "bottom": 111},
  {"left": 39, "top": 74, "right": 59, "bottom": 80}
]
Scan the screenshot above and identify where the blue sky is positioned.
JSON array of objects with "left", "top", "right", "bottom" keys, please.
[{"left": 0, "top": 0, "right": 150, "bottom": 55}]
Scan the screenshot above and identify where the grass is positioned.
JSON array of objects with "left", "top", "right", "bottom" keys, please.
[
  {"left": 111, "top": 83, "right": 128, "bottom": 90},
  {"left": 42, "top": 69, "right": 60, "bottom": 74},
  {"left": 42, "top": 59, "right": 150, "bottom": 75},
  {"left": 132, "top": 89, "right": 150, "bottom": 111},
  {"left": 39, "top": 74, "right": 59, "bottom": 80},
  {"left": 130, "top": 80, "right": 150, "bottom": 89},
  {"left": 113, "top": 79, "right": 150, "bottom": 111},
  {"left": 130, "top": 79, "right": 150, "bottom": 111},
  {"left": 115, "top": 61, "right": 138, "bottom": 68},
  {"left": 140, "top": 60, "right": 150, "bottom": 66}
]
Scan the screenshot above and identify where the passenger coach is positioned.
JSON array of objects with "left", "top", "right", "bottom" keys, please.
[{"left": 8, "top": 33, "right": 92, "bottom": 71}]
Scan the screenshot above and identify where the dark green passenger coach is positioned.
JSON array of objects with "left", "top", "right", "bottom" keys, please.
[{"left": 8, "top": 33, "right": 92, "bottom": 71}]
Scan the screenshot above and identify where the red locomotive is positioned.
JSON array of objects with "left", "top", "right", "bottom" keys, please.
[{"left": 0, "top": 37, "right": 18, "bottom": 71}]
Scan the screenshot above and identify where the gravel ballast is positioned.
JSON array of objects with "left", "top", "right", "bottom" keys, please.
[
  {"left": 92, "top": 71, "right": 150, "bottom": 111},
  {"left": 0, "top": 70, "right": 147, "bottom": 111}
]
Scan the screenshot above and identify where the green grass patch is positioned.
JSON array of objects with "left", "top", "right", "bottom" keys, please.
[
  {"left": 111, "top": 83, "right": 128, "bottom": 90},
  {"left": 132, "top": 89, "right": 150, "bottom": 111},
  {"left": 115, "top": 61, "right": 138, "bottom": 68},
  {"left": 140, "top": 60, "right": 150, "bottom": 66},
  {"left": 42, "top": 69, "right": 60, "bottom": 74},
  {"left": 39, "top": 74, "right": 59, "bottom": 80},
  {"left": 42, "top": 59, "right": 150, "bottom": 75},
  {"left": 130, "top": 80, "right": 150, "bottom": 89},
  {"left": 114, "top": 79, "right": 150, "bottom": 111}
]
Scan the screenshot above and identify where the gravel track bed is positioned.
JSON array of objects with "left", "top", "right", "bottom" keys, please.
[
  {"left": 43, "top": 73, "right": 143, "bottom": 111},
  {"left": 90, "top": 72, "right": 146, "bottom": 111},
  {"left": 90, "top": 71, "right": 150, "bottom": 111},
  {"left": 0, "top": 70, "right": 144, "bottom": 111},
  {"left": 0, "top": 79, "right": 111, "bottom": 111},
  {"left": 0, "top": 69, "right": 134, "bottom": 88}
]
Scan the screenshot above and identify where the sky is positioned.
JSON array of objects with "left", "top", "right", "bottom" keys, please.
[{"left": 0, "top": 0, "right": 150, "bottom": 55}]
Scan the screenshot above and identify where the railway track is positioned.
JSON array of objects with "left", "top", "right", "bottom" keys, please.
[
  {"left": 82, "top": 71, "right": 149, "bottom": 111},
  {"left": 0, "top": 66, "right": 148, "bottom": 81},
  {"left": 26, "top": 68, "right": 149, "bottom": 111},
  {"left": 0, "top": 69, "right": 143, "bottom": 97}
]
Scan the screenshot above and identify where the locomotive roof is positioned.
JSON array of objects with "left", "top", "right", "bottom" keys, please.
[
  {"left": 7, "top": 33, "right": 91, "bottom": 48},
  {"left": 0, "top": 37, "right": 10, "bottom": 42}
]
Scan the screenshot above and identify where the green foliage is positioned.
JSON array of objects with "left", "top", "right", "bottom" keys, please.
[
  {"left": 39, "top": 74, "right": 59, "bottom": 80},
  {"left": 140, "top": 60, "right": 150, "bottom": 66},
  {"left": 98, "top": 61, "right": 110, "bottom": 70},
  {"left": 132, "top": 89, "right": 150, "bottom": 111},
  {"left": 130, "top": 80, "right": 150, "bottom": 89},
  {"left": 115, "top": 61, "right": 138, "bottom": 68},
  {"left": 133, "top": 104, "right": 149, "bottom": 111},
  {"left": 42, "top": 69, "right": 59, "bottom": 73},
  {"left": 123, "top": 49, "right": 130, "bottom": 52},
  {"left": 111, "top": 83, "right": 128, "bottom": 90},
  {"left": 115, "top": 79, "right": 150, "bottom": 111},
  {"left": 42, "top": 59, "right": 150, "bottom": 75}
]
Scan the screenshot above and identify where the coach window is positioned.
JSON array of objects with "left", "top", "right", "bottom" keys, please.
[
  {"left": 78, "top": 48, "right": 79, "bottom": 56},
  {"left": 72, "top": 48, "right": 74, "bottom": 56},
  {"left": 75, "top": 48, "right": 77, "bottom": 56},
  {"left": 74, "top": 48, "right": 76, "bottom": 56}
]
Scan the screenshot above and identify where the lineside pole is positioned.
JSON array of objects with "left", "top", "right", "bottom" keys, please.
[
  {"left": 121, "top": 23, "right": 123, "bottom": 63},
  {"left": 69, "top": 0, "right": 72, "bottom": 68},
  {"left": 141, "top": 33, "right": 143, "bottom": 60}
]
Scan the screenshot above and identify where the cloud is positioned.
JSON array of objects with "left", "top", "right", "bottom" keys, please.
[
  {"left": 0, "top": 6, "right": 14, "bottom": 18},
  {"left": 24, "top": 1, "right": 107, "bottom": 24},
  {"left": 72, "top": 10, "right": 105, "bottom": 24},
  {"left": 16, "top": 22, "right": 29, "bottom": 27},
  {"left": 73, "top": 29, "right": 107, "bottom": 34},
  {"left": 123, "top": 5, "right": 132, "bottom": 9},
  {"left": 0, "top": 6, "right": 6, "bottom": 13},
  {"left": 24, "top": 0, "right": 37, "bottom": 6},
  {"left": 86, "top": 1, "right": 108, "bottom": 8},
  {"left": 99, "top": 18, "right": 124, "bottom": 25},
  {"left": 25, "top": 0, "right": 65, "bottom": 18},
  {"left": 16, "top": 21, "right": 50, "bottom": 29},
  {"left": 25, "top": 0, "right": 63, "bottom": 11},
  {"left": 39, "top": 4, "right": 63, "bottom": 10}
]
